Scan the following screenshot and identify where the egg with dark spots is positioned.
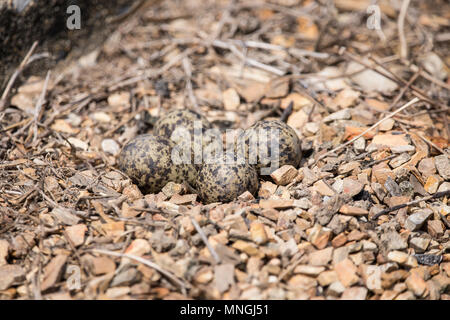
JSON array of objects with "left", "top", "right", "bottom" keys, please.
[
  {"left": 196, "top": 158, "right": 259, "bottom": 204},
  {"left": 154, "top": 109, "right": 213, "bottom": 172},
  {"left": 117, "top": 134, "right": 196, "bottom": 194},
  {"left": 154, "top": 108, "right": 212, "bottom": 145},
  {"left": 237, "top": 120, "right": 302, "bottom": 175}
]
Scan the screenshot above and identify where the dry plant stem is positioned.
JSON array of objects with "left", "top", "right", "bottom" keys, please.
[
  {"left": 91, "top": 248, "right": 188, "bottom": 293},
  {"left": 416, "top": 133, "right": 445, "bottom": 155},
  {"left": 190, "top": 217, "right": 221, "bottom": 264},
  {"left": 315, "top": 97, "right": 420, "bottom": 163},
  {"left": 212, "top": 39, "right": 285, "bottom": 76},
  {"left": 372, "top": 190, "right": 450, "bottom": 220},
  {"left": 344, "top": 52, "right": 442, "bottom": 108},
  {"left": 398, "top": 0, "right": 411, "bottom": 60},
  {"left": 388, "top": 71, "right": 419, "bottom": 111},
  {"left": 33, "top": 70, "right": 51, "bottom": 144},
  {"left": 409, "top": 64, "right": 450, "bottom": 91},
  {"left": 369, "top": 56, "right": 448, "bottom": 110},
  {"left": 0, "top": 41, "right": 38, "bottom": 110}
]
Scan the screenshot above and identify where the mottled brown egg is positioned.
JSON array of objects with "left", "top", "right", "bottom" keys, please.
[
  {"left": 117, "top": 134, "right": 196, "bottom": 194},
  {"left": 196, "top": 158, "right": 259, "bottom": 204},
  {"left": 154, "top": 108, "right": 213, "bottom": 176},
  {"left": 237, "top": 120, "right": 302, "bottom": 175},
  {"left": 154, "top": 108, "right": 212, "bottom": 145}
]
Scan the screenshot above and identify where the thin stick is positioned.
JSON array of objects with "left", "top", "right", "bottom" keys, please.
[
  {"left": 387, "top": 71, "right": 419, "bottom": 111},
  {"left": 398, "top": 0, "right": 411, "bottom": 60},
  {"left": 315, "top": 97, "right": 420, "bottom": 163},
  {"left": 91, "top": 248, "right": 188, "bottom": 292},
  {"left": 0, "top": 41, "right": 38, "bottom": 110},
  {"left": 212, "top": 39, "right": 285, "bottom": 76},
  {"left": 416, "top": 133, "right": 445, "bottom": 155},
  {"left": 190, "top": 217, "right": 221, "bottom": 264},
  {"left": 371, "top": 190, "right": 450, "bottom": 220},
  {"left": 32, "top": 70, "right": 51, "bottom": 144}
]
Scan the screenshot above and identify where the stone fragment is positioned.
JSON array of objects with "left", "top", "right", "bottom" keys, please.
[
  {"left": 389, "top": 153, "right": 410, "bottom": 168},
  {"left": 309, "top": 247, "right": 333, "bottom": 266},
  {"left": 438, "top": 182, "right": 450, "bottom": 193},
  {"left": 387, "top": 251, "right": 409, "bottom": 264},
  {"left": 270, "top": 165, "right": 298, "bottom": 186},
  {"left": 312, "top": 180, "right": 335, "bottom": 196},
  {"left": 372, "top": 133, "right": 411, "bottom": 149},
  {"left": 52, "top": 207, "right": 81, "bottom": 226},
  {"left": 435, "top": 155, "right": 450, "bottom": 180},
  {"left": 90, "top": 256, "right": 116, "bottom": 275},
  {"left": 0, "top": 240, "right": 9, "bottom": 266},
  {"left": 41, "top": 255, "right": 68, "bottom": 292},
  {"left": 361, "top": 265, "right": 382, "bottom": 292},
  {"left": 339, "top": 205, "right": 368, "bottom": 216},
  {"left": 410, "top": 237, "right": 430, "bottom": 253},
  {"left": 338, "top": 161, "right": 360, "bottom": 175},
  {"left": 317, "top": 270, "right": 338, "bottom": 286},
  {"left": 427, "top": 220, "right": 444, "bottom": 238},
  {"left": 214, "top": 263, "right": 235, "bottom": 293},
  {"left": 323, "top": 109, "right": 351, "bottom": 122},
  {"left": 232, "top": 240, "right": 260, "bottom": 256},
  {"left": 353, "top": 137, "right": 366, "bottom": 153},
  {"left": 222, "top": 88, "right": 240, "bottom": 111},
  {"left": 293, "top": 265, "right": 325, "bottom": 277},
  {"left": 380, "top": 230, "right": 407, "bottom": 252},
  {"left": 341, "top": 287, "right": 368, "bottom": 300},
  {"left": 371, "top": 182, "right": 387, "bottom": 201},
  {"left": 418, "top": 158, "right": 436, "bottom": 180},
  {"left": 331, "top": 233, "right": 348, "bottom": 248},
  {"left": 250, "top": 222, "right": 268, "bottom": 245},
  {"left": 384, "top": 176, "right": 401, "bottom": 196},
  {"left": 102, "top": 139, "right": 120, "bottom": 156},
  {"left": 405, "top": 272, "right": 428, "bottom": 297},
  {"left": 333, "top": 246, "right": 349, "bottom": 265},
  {"left": 379, "top": 118, "right": 395, "bottom": 131},
  {"left": 288, "top": 274, "right": 317, "bottom": 289},
  {"left": 414, "top": 254, "right": 442, "bottom": 266},
  {"left": 125, "top": 239, "right": 151, "bottom": 257},
  {"left": 404, "top": 209, "right": 433, "bottom": 231},
  {"left": 259, "top": 199, "right": 294, "bottom": 209},
  {"left": 0, "top": 265, "right": 25, "bottom": 290},
  {"left": 111, "top": 268, "right": 139, "bottom": 287},
  {"left": 424, "top": 175, "right": 441, "bottom": 194},
  {"left": 307, "top": 224, "right": 332, "bottom": 250},
  {"left": 342, "top": 178, "right": 363, "bottom": 197},
  {"left": 394, "top": 291, "right": 416, "bottom": 300},
  {"left": 162, "top": 182, "right": 184, "bottom": 198},
  {"left": 335, "top": 258, "right": 359, "bottom": 287},
  {"left": 390, "top": 145, "right": 415, "bottom": 154},
  {"left": 65, "top": 224, "right": 87, "bottom": 247},
  {"left": 372, "top": 162, "right": 395, "bottom": 185},
  {"left": 169, "top": 194, "right": 197, "bottom": 205},
  {"left": 258, "top": 181, "right": 278, "bottom": 198},
  {"left": 238, "top": 191, "right": 255, "bottom": 201}
]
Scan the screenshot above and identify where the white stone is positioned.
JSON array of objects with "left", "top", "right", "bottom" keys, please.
[{"left": 102, "top": 139, "right": 120, "bottom": 156}]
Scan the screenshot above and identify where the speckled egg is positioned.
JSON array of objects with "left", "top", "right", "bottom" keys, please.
[
  {"left": 117, "top": 134, "right": 196, "bottom": 194},
  {"left": 154, "top": 108, "right": 213, "bottom": 173},
  {"left": 154, "top": 108, "right": 212, "bottom": 144},
  {"left": 237, "top": 120, "right": 302, "bottom": 175},
  {"left": 196, "top": 158, "right": 259, "bottom": 204}
]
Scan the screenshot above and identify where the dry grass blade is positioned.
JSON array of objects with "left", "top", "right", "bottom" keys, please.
[
  {"left": 190, "top": 217, "right": 221, "bottom": 264},
  {"left": 398, "top": 0, "right": 411, "bottom": 60},
  {"left": 0, "top": 41, "right": 38, "bottom": 110}
]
